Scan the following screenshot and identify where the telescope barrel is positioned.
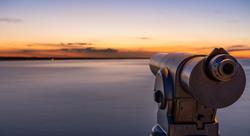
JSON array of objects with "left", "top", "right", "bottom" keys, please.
[
  {"left": 149, "top": 50, "right": 246, "bottom": 108},
  {"left": 149, "top": 48, "right": 246, "bottom": 136},
  {"left": 149, "top": 53, "right": 195, "bottom": 76},
  {"left": 149, "top": 53, "right": 168, "bottom": 75}
]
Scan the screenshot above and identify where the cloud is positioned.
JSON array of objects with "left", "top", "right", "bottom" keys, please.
[
  {"left": 0, "top": 17, "right": 22, "bottom": 23},
  {"left": 83, "top": 47, "right": 118, "bottom": 53},
  {"left": 61, "top": 47, "right": 118, "bottom": 53},
  {"left": 27, "top": 42, "right": 93, "bottom": 48},
  {"left": 137, "top": 37, "right": 151, "bottom": 40},
  {"left": 195, "top": 46, "right": 217, "bottom": 50},
  {"left": 17, "top": 49, "right": 42, "bottom": 53},
  {"left": 1, "top": 47, "right": 121, "bottom": 58},
  {"left": 225, "top": 19, "right": 240, "bottom": 24},
  {"left": 67, "top": 42, "right": 93, "bottom": 46},
  {"left": 13, "top": 47, "right": 118, "bottom": 54},
  {"left": 226, "top": 45, "right": 250, "bottom": 52},
  {"left": 185, "top": 45, "right": 250, "bottom": 53}
]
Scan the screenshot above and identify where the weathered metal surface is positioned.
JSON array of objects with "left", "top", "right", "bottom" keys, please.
[
  {"left": 180, "top": 56, "right": 246, "bottom": 108},
  {"left": 149, "top": 48, "right": 246, "bottom": 136}
]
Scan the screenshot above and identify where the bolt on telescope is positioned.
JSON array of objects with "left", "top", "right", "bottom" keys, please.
[{"left": 149, "top": 48, "right": 246, "bottom": 136}]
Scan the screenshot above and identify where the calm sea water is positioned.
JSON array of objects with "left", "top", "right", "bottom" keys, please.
[{"left": 0, "top": 59, "right": 249, "bottom": 136}]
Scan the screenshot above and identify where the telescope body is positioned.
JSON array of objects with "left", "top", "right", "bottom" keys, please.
[{"left": 149, "top": 48, "right": 246, "bottom": 136}]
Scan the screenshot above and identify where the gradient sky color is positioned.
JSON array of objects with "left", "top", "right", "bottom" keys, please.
[{"left": 0, "top": 0, "right": 250, "bottom": 58}]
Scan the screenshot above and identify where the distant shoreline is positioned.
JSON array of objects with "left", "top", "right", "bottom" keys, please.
[
  {"left": 0, "top": 57, "right": 149, "bottom": 61},
  {"left": 0, "top": 57, "right": 248, "bottom": 61}
]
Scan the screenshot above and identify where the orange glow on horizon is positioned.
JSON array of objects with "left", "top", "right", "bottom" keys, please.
[
  {"left": 1, "top": 0, "right": 249, "bottom": 58},
  {"left": 0, "top": 41, "right": 250, "bottom": 58}
]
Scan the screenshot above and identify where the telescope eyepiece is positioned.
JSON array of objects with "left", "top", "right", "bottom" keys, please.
[
  {"left": 208, "top": 54, "right": 237, "bottom": 81},
  {"left": 220, "top": 59, "right": 235, "bottom": 75}
]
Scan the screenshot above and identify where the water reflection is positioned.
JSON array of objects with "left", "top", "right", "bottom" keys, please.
[{"left": 0, "top": 59, "right": 249, "bottom": 136}]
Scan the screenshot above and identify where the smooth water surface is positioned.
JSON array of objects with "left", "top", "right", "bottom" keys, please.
[{"left": 0, "top": 59, "right": 249, "bottom": 136}]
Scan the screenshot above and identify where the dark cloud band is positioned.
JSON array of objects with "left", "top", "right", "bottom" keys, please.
[
  {"left": 226, "top": 45, "right": 250, "bottom": 52},
  {"left": 0, "top": 17, "right": 22, "bottom": 23},
  {"left": 61, "top": 47, "right": 118, "bottom": 53}
]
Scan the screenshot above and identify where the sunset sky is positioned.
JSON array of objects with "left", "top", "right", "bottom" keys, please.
[{"left": 0, "top": 0, "right": 250, "bottom": 58}]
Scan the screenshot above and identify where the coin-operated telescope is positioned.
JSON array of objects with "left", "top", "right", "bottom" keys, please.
[{"left": 149, "top": 48, "right": 246, "bottom": 136}]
